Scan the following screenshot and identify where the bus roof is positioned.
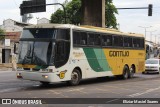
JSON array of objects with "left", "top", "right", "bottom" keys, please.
[{"left": 24, "top": 24, "right": 144, "bottom": 38}]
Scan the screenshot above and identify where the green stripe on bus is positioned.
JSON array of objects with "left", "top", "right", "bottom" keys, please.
[
  {"left": 100, "top": 49, "right": 112, "bottom": 71},
  {"left": 83, "top": 48, "right": 101, "bottom": 72},
  {"left": 93, "top": 49, "right": 111, "bottom": 71},
  {"left": 83, "top": 48, "right": 111, "bottom": 72}
]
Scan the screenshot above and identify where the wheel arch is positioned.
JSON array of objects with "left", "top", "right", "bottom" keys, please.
[
  {"left": 73, "top": 67, "right": 82, "bottom": 79},
  {"left": 124, "top": 64, "right": 129, "bottom": 70},
  {"left": 131, "top": 64, "right": 136, "bottom": 73}
]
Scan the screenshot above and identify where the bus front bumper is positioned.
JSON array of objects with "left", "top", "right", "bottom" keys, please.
[{"left": 16, "top": 71, "right": 60, "bottom": 82}]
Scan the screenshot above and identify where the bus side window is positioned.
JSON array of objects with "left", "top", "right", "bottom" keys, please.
[
  {"left": 140, "top": 38, "right": 145, "bottom": 48},
  {"left": 113, "top": 35, "right": 123, "bottom": 47},
  {"left": 133, "top": 37, "right": 143, "bottom": 49},
  {"left": 95, "top": 34, "right": 101, "bottom": 46},
  {"left": 80, "top": 32, "right": 87, "bottom": 45},
  {"left": 88, "top": 33, "right": 95, "bottom": 46},
  {"left": 102, "top": 35, "right": 112, "bottom": 47},
  {"left": 88, "top": 33, "right": 101, "bottom": 46},
  {"left": 73, "top": 31, "right": 80, "bottom": 45},
  {"left": 56, "top": 29, "right": 70, "bottom": 40},
  {"left": 124, "top": 37, "right": 132, "bottom": 48},
  {"left": 73, "top": 31, "right": 87, "bottom": 46}
]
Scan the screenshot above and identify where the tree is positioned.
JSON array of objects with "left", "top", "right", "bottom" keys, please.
[
  {"left": 50, "top": 0, "right": 118, "bottom": 28},
  {"left": 0, "top": 28, "right": 4, "bottom": 35},
  {"left": 106, "top": 0, "right": 118, "bottom": 28},
  {"left": 0, "top": 28, "right": 5, "bottom": 40},
  {"left": 50, "top": 9, "right": 65, "bottom": 24},
  {"left": 50, "top": 0, "right": 81, "bottom": 25},
  {"left": 65, "top": 0, "right": 81, "bottom": 25}
]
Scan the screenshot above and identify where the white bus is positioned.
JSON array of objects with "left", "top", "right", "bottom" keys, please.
[{"left": 16, "top": 24, "right": 145, "bottom": 85}]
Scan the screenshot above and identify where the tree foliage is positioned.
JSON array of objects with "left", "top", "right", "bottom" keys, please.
[
  {"left": 50, "top": 9, "right": 65, "bottom": 24},
  {"left": 50, "top": 0, "right": 118, "bottom": 28},
  {"left": 0, "top": 28, "right": 5, "bottom": 35},
  {"left": 0, "top": 28, "right": 5, "bottom": 40},
  {"left": 65, "top": 0, "right": 81, "bottom": 25},
  {"left": 106, "top": 0, "right": 118, "bottom": 28}
]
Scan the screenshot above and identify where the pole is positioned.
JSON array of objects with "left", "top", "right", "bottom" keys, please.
[
  {"left": 155, "top": 35, "right": 157, "bottom": 44},
  {"left": 147, "top": 30, "right": 157, "bottom": 42},
  {"left": 20, "top": 3, "right": 67, "bottom": 24},
  {"left": 138, "top": 26, "right": 152, "bottom": 40}
]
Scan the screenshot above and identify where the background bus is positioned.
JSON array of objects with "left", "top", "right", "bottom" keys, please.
[
  {"left": 145, "top": 42, "right": 159, "bottom": 59},
  {"left": 16, "top": 24, "right": 145, "bottom": 85}
]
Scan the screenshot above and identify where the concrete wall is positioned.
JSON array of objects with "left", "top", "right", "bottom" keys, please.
[
  {"left": 37, "top": 18, "right": 49, "bottom": 24},
  {"left": 81, "top": 0, "right": 105, "bottom": 27},
  {"left": 1, "top": 19, "right": 23, "bottom": 32}
]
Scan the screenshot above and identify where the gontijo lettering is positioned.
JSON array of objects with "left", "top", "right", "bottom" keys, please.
[{"left": 109, "top": 51, "right": 129, "bottom": 57}]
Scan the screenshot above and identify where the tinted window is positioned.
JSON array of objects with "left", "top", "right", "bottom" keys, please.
[
  {"left": 140, "top": 38, "right": 145, "bottom": 48},
  {"left": 56, "top": 29, "right": 70, "bottom": 40},
  {"left": 124, "top": 37, "right": 132, "bottom": 47},
  {"left": 22, "top": 28, "right": 55, "bottom": 38},
  {"left": 146, "top": 59, "right": 158, "bottom": 64},
  {"left": 133, "top": 37, "right": 144, "bottom": 48},
  {"left": 88, "top": 33, "right": 101, "bottom": 46},
  {"left": 113, "top": 35, "right": 123, "bottom": 47},
  {"left": 73, "top": 31, "right": 87, "bottom": 46},
  {"left": 102, "top": 34, "right": 112, "bottom": 46}
]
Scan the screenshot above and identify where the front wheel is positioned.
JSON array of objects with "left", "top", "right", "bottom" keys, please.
[{"left": 67, "top": 69, "right": 81, "bottom": 86}]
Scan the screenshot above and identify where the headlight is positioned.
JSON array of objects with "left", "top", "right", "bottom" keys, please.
[{"left": 42, "top": 75, "right": 48, "bottom": 79}]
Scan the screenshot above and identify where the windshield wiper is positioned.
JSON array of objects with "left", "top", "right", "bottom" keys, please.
[
  {"left": 32, "top": 52, "right": 47, "bottom": 66},
  {"left": 22, "top": 44, "right": 32, "bottom": 65}
]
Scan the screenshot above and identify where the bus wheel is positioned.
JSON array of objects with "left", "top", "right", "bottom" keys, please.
[
  {"left": 68, "top": 69, "right": 81, "bottom": 86},
  {"left": 129, "top": 66, "right": 135, "bottom": 78},
  {"left": 121, "top": 66, "right": 129, "bottom": 79}
]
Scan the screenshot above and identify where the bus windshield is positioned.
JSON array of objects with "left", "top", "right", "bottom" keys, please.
[
  {"left": 21, "top": 28, "right": 56, "bottom": 39},
  {"left": 18, "top": 28, "right": 70, "bottom": 66},
  {"left": 18, "top": 41, "right": 54, "bottom": 66}
]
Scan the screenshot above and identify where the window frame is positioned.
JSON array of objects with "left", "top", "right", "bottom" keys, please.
[{"left": 73, "top": 29, "right": 145, "bottom": 50}]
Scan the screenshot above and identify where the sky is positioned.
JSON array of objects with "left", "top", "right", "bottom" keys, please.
[{"left": 0, "top": 0, "right": 160, "bottom": 42}]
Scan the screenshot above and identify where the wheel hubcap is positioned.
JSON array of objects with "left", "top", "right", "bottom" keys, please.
[
  {"left": 130, "top": 68, "right": 134, "bottom": 77},
  {"left": 124, "top": 71, "right": 128, "bottom": 78},
  {"left": 71, "top": 72, "right": 78, "bottom": 84}
]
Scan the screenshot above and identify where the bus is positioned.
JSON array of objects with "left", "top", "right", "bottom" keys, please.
[
  {"left": 145, "top": 42, "right": 154, "bottom": 59},
  {"left": 145, "top": 42, "right": 160, "bottom": 59},
  {"left": 16, "top": 24, "right": 145, "bottom": 85}
]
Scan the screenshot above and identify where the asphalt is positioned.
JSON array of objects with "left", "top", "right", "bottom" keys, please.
[{"left": 0, "top": 71, "right": 160, "bottom": 107}]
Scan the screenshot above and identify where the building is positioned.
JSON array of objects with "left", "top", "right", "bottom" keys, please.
[
  {"left": 0, "top": 19, "right": 30, "bottom": 70},
  {"left": 37, "top": 18, "right": 50, "bottom": 24},
  {"left": 0, "top": 19, "right": 30, "bottom": 32}
]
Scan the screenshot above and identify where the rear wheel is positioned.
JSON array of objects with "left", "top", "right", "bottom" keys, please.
[
  {"left": 120, "top": 66, "right": 129, "bottom": 79},
  {"left": 129, "top": 66, "right": 135, "bottom": 78},
  {"left": 68, "top": 69, "right": 81, "bottom": 86},
  {"left": 142, "top": 71, "right": 146, "bottom": 74}
]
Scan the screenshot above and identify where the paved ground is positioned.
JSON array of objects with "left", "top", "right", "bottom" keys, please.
[{"left": 0, "top": 71, "right": 160, "bottom": 107}]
